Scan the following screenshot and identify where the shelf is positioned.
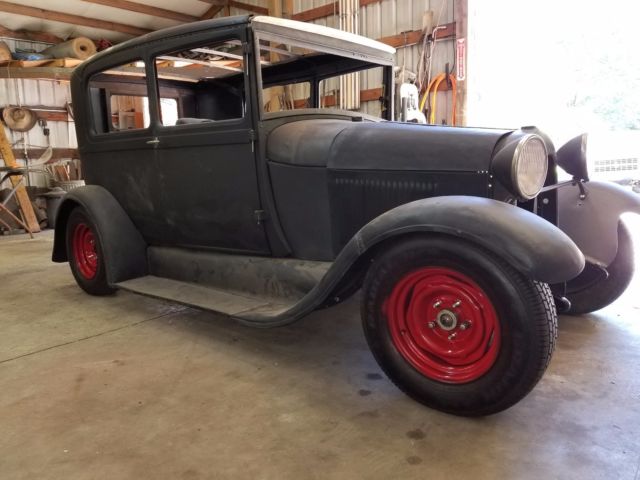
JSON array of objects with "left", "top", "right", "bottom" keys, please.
[{"left": 0, "top": 67, "right": 73, "bottom": 81}]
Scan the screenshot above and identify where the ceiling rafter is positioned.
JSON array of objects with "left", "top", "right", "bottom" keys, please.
[
  {"left": 0, "top": 25, "right": 63, "bottom": 44},
  {"left": 81, "top": 0, "right": 199, "bottom": 23},
  {"left": 201, "top": 3, "right": 225, "bottom": 20},
  {"left": 0, "top": 0, "right": 151, "bottom": 36}
]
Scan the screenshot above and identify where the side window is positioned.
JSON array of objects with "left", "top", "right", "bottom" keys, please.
[
  {"left": 88, "top": 59, "right": 150, "bottom": 134},
  {"left": 263, "top": 82, "right": 311, "bottom": 112},
  {"left": 154, "top": 39, "right": 246, "bottom": 126},
  {"left": 257, "top": 38, "right": 312, "bottom": 112}
]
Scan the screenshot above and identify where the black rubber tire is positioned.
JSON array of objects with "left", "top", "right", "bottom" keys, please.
[
  {"left": 566, "top": 222, "right": 634, "bottom": 315},
  {"left": 361, "top": 235, "right": 557, "bottom": 417},
  {"left": 65, "top": 207, "right": 115, "bottom": 296}
]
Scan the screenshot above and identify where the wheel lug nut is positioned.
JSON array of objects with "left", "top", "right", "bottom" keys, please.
[
  {"left": 427, "top": 321, "right": 436, "bottom": 329},
  {"left": 453, "top": 300, "right": 461, "bottom": 308},
  {"left": 448, "top": 332, "right": 457, "bottom": 341},
  {"left": 433, "top": 301, "right": 442, "bottom": 308},
  {"left": 459, "top": 321, "right": 471, "bottom": 331}
]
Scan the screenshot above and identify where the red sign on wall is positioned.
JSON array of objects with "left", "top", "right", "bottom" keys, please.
[{"left": 456, "top": 38, "right": 466, "bottom": 81}]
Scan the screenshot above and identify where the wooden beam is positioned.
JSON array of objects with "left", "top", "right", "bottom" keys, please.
[
  {"left": 377, "top": 23, "right": 455, "bottom": 49},
  {"left": 292, "top": 2, "right": 337, "bottom": 22},
  {"left": 283, "top": 0, "right": 294, "bottom": 19},
  {"left": 0, "top": 25, "right": 62, "bottom": 44},
  {"left": 0, "top": 1, "right": 151, "bottom": 37},
  {"left": 0, "top": 67, "right": 73, "bottom": 81},
  {"left": 433, "top": 22, "right": 456, "bottom": 40},
  {"left": 454, "top": 0, "right": 467, "bottom": 125},
  {"left": 359, "top": 86, "right": 383, "bottom": 102},
  {"left": 0, "top": 125, "right": 40, "bottom": 233},
  {"left": 268, "top": 0, "right": 282, "bottom": 18},
  {"left": 33, "top": 109, "right": 71, "bottom": 123},
  {"left": 200, "top": 0, "right": 269, "bottom": 15},
  {"left": 201, "top": 4, "right": 224, "bottom": 19},
  {"left": 229, "top": 1, "right": 268, "bottom": 14},
  {"left": 12, "top": 148, "right": 78, "bottom": 161},
  {"left": 290, "top": 0, "right": 382, "bottom": 22},
  {"left": 378, "top": 30, "right": 424, "bottom": 49},
  {"left": 81, "top": 0, "right": 199, "bottom": 23},
  {"left": 293, "top": 87, "right": 383, "bottom": 108}
]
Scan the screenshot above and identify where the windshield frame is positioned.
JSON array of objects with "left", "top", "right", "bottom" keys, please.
[{"left": 251, "top": 17, "right": 395, "bottom": 121}]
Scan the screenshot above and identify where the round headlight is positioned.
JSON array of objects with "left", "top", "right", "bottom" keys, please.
[{"left": 512, "top": 135, "right": 548, "bottom": 200}]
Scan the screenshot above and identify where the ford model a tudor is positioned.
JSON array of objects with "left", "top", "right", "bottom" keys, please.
[{"left": 53, "top": 16, "right": 639, "bottom": 416}]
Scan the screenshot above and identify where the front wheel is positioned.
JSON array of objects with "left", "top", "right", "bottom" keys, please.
[
  {"left": 566, "top": 222, "right": 634, "bottom": 315},
  {"left": 65, "top": 207, "right": 115, "bottom": 296},
  {"left": 361, "top": 235, "right": 557, "bottom": 417}
]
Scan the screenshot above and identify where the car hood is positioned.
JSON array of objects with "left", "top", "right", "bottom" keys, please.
[{"left": 267, "top": 119, "right": 513, "bottom": 171}]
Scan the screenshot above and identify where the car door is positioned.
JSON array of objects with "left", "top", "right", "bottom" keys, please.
[
  {"left": 146, "top": 28, "right": 270, "bottom": 254},
  {"left": 83, "top": 57, "right": 167, "bottom": 244}
]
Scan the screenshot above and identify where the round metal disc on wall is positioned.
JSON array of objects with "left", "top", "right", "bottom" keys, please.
[{"left": 2, "top": 107, "right": 38, "bottom": 132}]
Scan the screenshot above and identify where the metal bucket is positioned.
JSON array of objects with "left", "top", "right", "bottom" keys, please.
[
  {"left": 53, "top": 180, "right": 85, "bottom": 192},
  {"left": 42, "top": 187, "right": 67, "bottom": 228}
]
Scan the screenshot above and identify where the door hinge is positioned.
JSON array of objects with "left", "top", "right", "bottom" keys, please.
[{"left": 254, "top": 209, "right": 267, "bottom": 225}]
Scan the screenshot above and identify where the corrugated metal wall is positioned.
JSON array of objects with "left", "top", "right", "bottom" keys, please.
[
  {"left": 293, "top": 0, "right": 456, "bottom": 119},
  {"left": 1, "top": 36, "right": 76, "bottom": 188}
]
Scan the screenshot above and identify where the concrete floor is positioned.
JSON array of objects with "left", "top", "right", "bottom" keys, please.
[{"left": 1, "top": 221, "right": 639, "bottom": 480}]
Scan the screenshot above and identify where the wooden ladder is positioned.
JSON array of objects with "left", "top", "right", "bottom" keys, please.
[{"left": 0, "top": 123, "right": 41, "bottom": 234}]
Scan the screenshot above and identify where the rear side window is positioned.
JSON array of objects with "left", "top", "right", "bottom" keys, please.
[
  {"left": 153, "top": 39, "right": 246, "bottom": 126},
  {"left": 88, "top": 59, "right": 151, "bottom": 134}
]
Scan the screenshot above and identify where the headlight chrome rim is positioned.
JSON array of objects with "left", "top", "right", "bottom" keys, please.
[{"left": 511, "top": 134, "right": 548, "bottom": 200}]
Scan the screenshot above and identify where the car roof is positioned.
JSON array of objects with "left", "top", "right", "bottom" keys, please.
[
  {"left": 76, "top": 14, "right": 395, "bottom": 80},
  {"left": 252, "top": 16, "right": 395, "bottom": 65}
]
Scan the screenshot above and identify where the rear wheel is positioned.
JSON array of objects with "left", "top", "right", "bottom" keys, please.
[
  {"left": 361, "top": 235, "right": 557, "bottom": 416},
  {"left": 566, "top": 222, "right": 634, "bottom": 315},
  {"left": 65, "top": 207, "right": 115, "bottom": 296}
]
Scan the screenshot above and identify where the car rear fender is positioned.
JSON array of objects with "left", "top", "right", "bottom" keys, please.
[
  {"left": 52, "top": 185, "right": 147, "bottom": 284},
  {"left": 558, "top": 180, "right": 640, "bottom": 266}
]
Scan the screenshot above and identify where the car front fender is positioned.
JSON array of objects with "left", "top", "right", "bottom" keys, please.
[
  {"left": 220, "top": 196, "right": 586, "bottom": 327},
  {"left": 52, "top": 185, "right": 148, "bottom": 284},
  {"left": 558, "top": 180, "right": 640, "bottom": 266},
  {"left": 350, "top": 195, "right": 585, "bottom": 284}
]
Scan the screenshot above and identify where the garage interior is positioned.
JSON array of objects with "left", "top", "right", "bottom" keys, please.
[{"left": 1, "top": 1, "right": 639, "bottom": 479}]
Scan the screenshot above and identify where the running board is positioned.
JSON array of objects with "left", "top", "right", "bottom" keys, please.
[
  {"left": 115, "top": 247, "right": 336, "bottom": 327},
  {"left": 116, "top": 276, "right": 295, "bottom": 319}
]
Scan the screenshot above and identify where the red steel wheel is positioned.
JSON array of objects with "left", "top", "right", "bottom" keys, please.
[
  {"left": 385, "top": 267, "right": 500, "bottom": 384},
  {"left": 65, "top": 207, "right": 114, "bottom": 296},
  {"left": 361, "top": 235, "right": 557, "bottom": 416},
  {"left": 72, "top": 222, "right": 99, "bottom": 280}
]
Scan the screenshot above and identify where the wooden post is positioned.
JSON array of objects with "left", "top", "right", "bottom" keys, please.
[
  {"left": 454, "top": 0, "right": 467, "bottom": 126},
  {"left": 0, "top": 124, "right": 41, "bottom": 233},
  {"left": 283, "top": 0, "right": 294, "bottom": 19}
]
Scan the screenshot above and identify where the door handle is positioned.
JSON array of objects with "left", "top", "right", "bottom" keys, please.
[{"left": 146, "top": 137, "right": 160, "bottom": 145}]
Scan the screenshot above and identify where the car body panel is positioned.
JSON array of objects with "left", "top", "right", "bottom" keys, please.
[{"left": 558, "top": 180, "right": 640, "bottom": 266}]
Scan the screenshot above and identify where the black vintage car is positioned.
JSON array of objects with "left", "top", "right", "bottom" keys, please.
[{"left": 53, "top": 15, "right": 639, "bottom": 416}]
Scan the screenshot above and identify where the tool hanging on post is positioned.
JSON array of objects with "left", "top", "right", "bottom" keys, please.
[
  {"left": 419, "top": 71, "right": 457, "bottom": 126},
  {"left": 0, "top": 120, "right": 41, "bottom": 234}
]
